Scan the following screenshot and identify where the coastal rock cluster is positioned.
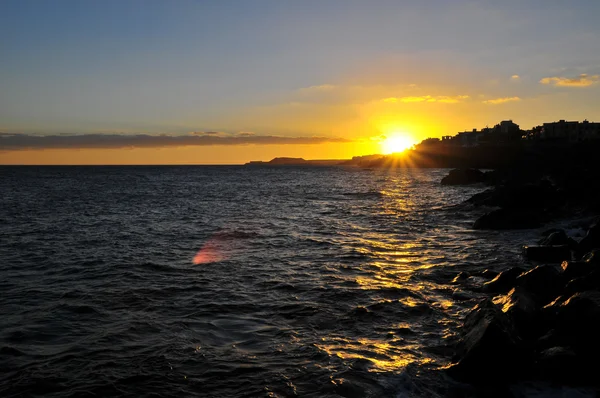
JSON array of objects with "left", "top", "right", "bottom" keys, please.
[
  {"left": 440, "top": 168, "right": 491, "bottom": 185},
  {"left": 443, "top": 168, "right": 600, "bottom": 389},
  {"left": 442, "top": 165, "right": 599, "bottom": 230},
  {"left": 467, "top": 177, "right": 563, "bottom": 230}
]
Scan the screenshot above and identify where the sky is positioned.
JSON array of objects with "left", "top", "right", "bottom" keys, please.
[{"left": 2, "top": 0, "right": 600, "bottom": 164}]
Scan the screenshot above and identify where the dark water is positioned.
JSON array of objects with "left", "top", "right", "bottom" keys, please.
[{"left": 0, "top": 166, "right": 587, "bottom": 397}]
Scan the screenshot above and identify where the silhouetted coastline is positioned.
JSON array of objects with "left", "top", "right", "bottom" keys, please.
[
  {"left": 354, "top": 126, "right": 600, "bottom": 394},
  {"left": 245, "top": 157, "right": 346, "bottom": 166},
  {"left": 435, "top": 141, "right": 600, "bottom": 394}
]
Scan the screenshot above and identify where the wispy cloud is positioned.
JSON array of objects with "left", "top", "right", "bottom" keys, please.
[
  {"left": 236, "top": 131, "right": 256, "bottom": 137},
  {"left": 0, "top": 133, "right": 351, "bottom": 151},
  {"left": 482, "top": 96, "right": 522, "bottom": 105},
  {"left": 511, "top": 75, "right": 520, "bottom": 80},
  {"left": 382, "top": 95, "right": 469, "bottom": 104},
  {"left": 189, "top": 131, "right": 228, "bottom": 137},
  {"left": 539, "top": 74, "right": 600, "bottom": 87}
]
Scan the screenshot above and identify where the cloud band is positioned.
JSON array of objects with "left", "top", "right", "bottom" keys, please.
[{"left": 0, "top": 133, "right": 351, "bottom": 151}]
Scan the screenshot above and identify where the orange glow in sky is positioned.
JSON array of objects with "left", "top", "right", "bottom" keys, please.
[{"left": 2, "top": 2, "right": 600, "bottom": 165}]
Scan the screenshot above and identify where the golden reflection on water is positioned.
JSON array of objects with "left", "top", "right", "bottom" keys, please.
[
  {"left": 317, "top": 337, "right": 434, "bottom": 372},
  {"left": 353, "top": 243, "right": 422, "bottom": 290},
  {"left": 336, "top": 237, "right": 445, "bottom": 371},
  {"left": 356, "top": 275, "right": 408, "bottom": 290},
  {"left": 321, "top": 177, "right": 458, "bottom": 373}
]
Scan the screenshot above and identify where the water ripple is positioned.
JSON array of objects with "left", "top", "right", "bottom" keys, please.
[{"left": 0, "top": 166, "right": 545, "bottom": 397}]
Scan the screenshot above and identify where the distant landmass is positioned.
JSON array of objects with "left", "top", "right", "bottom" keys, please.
[
  {"left": 244, "top": 157, "right": 350, "bottom": 166},
  {"left": 247, "top": 118, "right": 600, "bottom": 170}
]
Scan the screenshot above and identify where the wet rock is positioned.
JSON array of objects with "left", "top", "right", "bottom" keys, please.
[
  {"left": 466, "top": 188, "right": 496, "bottom": 206},
  {"left": 560, "top": 260, "right": 593, "bottom": 280},
  {"left": 515, "top": 265, "right": 564, "bottom": 305},
  {"left": 582, "top": 248, "right": 600, "bottom": 265},
  {"left": 447, "top": 299, "right": 525, "bottom": 382},
  {"left": 576, "top": 221, "right": 600, "bottom": 259},
  {"left": 473, "top": 208, "right": 542, "bottom": 230},
  {"left": 522, "top": 245, "right": 571, "bottom": 263},
  {"left": 538, "top": 230, "right": 568, "bottom": 246},
  {"left": 467, "top": 181, "right": 559, "bottom": 210},
  {"left": 482, "top": 267, "right": 525, "bottom": 294},
  {"left": 493, "top": 287, "right": 541, "bottom": 339},
  {"left": 535, "top": 346, "right": 581, "bottom": 383},
  {"left": 541, "top": 294, "right": 571, "bottom": 320},
  {"left": 556, "top": 290, "right": 600, "bottom": 325},
  {"left": 441, "top": 168, "right": 486, "bottom": 185},
  {"left": 535, "top": 329, "right": 562, "bottom": 351},
  {"left": 561, "top": 274, "right": 600, "bottom": 298},
  {"left": 540, "top": 228, "right": 564, "bottom": 238},
  {"left": 538, "top": 230, "right": 578, "bottom": 250},
  {"left": 554, "top": 291, "right": 600, "bottom": 355},
  {"left": 560, "top": 253, "right": 600, "bottom": 295}
]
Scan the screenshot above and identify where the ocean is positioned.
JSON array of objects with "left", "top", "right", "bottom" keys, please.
[{"left": 0, "top": 166, "right": 584, "bottom": 397}]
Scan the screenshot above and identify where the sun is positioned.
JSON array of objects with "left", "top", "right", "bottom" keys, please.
[{"left": 381, "top": 134, "right": 415, "bottom": 154}]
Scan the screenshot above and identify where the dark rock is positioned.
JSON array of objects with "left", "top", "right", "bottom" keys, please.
[
  {"left": 535, "top": 329, "right": 562, "bottom": 352},
  {"left": 540, "top": 228, "right": 564, "bottom": 238},
  {"left": 582, "top": 248, "right": 600, "bottom": 265},
  {"left": 560, "top": 252, "right": 600, "bottom": 295},
  {"left": 556, "top": 291, "right": 600, "bottom": 325},
  {"left": 538, "top": 230, "right": 568, "bottom": 246},
  {"left": 561, "top": 274, "right": 600, "bottom": 298},
  {"left": 554, "top": 291, "right": 600, "bottom": 355},
  {"left": 493, "top": 286, "right": 541, "bottom": 339},
  {"left": 467, "top": 180, "right": 560, "bottom": 210},
  {"left": 560, "top": 260, "right": 593, "bottom": 280},
  {"left": 535, "top": 346, "right": 581, "bottom": 383},
  {"left": 481, "top": 170, "right": 500, "bottom": 184},
  {"left": 538, "top": 230, "right": 577, "bottom": 250},
  {"left": 576, "top": 222, "right": 600, "bottom": 259},
  {"left": 473, "top": 208, "right": 542, "bottom": 230},
  {"left": 515, "top": 265, "right": 564, "bottom": 305},
  {"left": 541, "top": 294, "right": 571, "bottom": 319},
  {"left": 522, "top": 245, "right": 571, "bottom": 263},
  {"left": 567, "top": 237, "right": 580, "bottom": 251},
  {"left": 447, "top": 299, "right": 525, "bottom": 383},
  {"left": 482, "top": 267, "right": 525, "bottom": 294},
  {"left": 466, "top": 188, "right": 496, "bottom": 206},
  {"left": 441, "top": 168, "right": 486, "bottom": 185}
]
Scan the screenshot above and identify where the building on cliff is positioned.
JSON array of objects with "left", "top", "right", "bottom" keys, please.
[
  {"left": 527, "top": 120, "right": 600, "bottom": 142},
  {"left": 451, "top": 120, "right": 520, "bottom": 147}
]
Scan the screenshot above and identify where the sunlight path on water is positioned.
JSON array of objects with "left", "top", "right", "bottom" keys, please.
[{"left": 0, "top": 166, "right": 541, "bottom": 396}]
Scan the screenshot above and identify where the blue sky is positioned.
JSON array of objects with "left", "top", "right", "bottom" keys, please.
[{"left": 2, "top": 0, "right": 600, "bottom": 143}]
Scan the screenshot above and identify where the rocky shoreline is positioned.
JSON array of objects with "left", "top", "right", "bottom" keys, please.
[{"left": 442, "top": 168, "right": 600, "bottom": 395}]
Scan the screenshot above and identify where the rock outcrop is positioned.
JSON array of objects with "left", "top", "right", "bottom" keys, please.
[
  {"left": 441, "top": 168, "right": 487, "bottom": 185},
  {"left": 449, "top": 219, "right": 600, "bottom": 387}
]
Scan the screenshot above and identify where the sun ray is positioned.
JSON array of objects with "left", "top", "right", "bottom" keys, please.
[{"left": 381, "top": 133, "right": 415, "bottom": 154}]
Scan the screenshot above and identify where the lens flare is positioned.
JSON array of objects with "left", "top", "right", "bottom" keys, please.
[{"left": 193, "top": 236, "right": 226, "bottom": 264}]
